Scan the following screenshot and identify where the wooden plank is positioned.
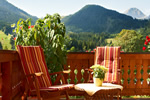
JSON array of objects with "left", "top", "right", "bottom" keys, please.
[
  {"left": 121, "top": 89, "right": 136, "bottom": 96},
  {"left": 67, "top": 53, "right": 94, "bottom": 60},
  {"left": 142, "top": 59, "right": 149, "bottom": 88},
  {"left": 148, "top": 60, "right": 150, "bottom": 89},
  {"left": 11, "top": 60, "right": 24, "bottom": 99},
  {"left": 76, "top": 59, "right": 82, "bottom": 83},
  {"left": 136, "top": 60, "right": 142, "bottom": 89},
  {"left": 120, "top": 54, "right": 150, "bottom": 60},
  {"left": 68, "top": 59, "right": 76, "bottom": 84},
  {"left": 122, "top": 59, "right": 129, "bottom": 89},
  {"left": 128, "top": 60, "right": 135, "bottom": 88},
  {"left": 122, "top": 88, "right": 150, "bottom": 96},
  {"left": 0, "top": 51, "right": 19, "bottom": 63},
  {"left": 120, "top": 58, "right": 123, "bottom": 85},
  {"left": 81, "top": 59, "right": 89, "bottom": 83}
]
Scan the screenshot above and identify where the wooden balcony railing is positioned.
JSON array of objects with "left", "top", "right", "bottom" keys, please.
[
  {"left": 120, "top": 53, "right": 150, "bottom": 96},
  {"left": 64, "top": 52, "right": 94, "bottom": 84},
  {"left": 64, "top": 52, "right": 150, "bottom": 96},
  {"left": 0, "top": 51, "right": 150, "bottom": 99}
]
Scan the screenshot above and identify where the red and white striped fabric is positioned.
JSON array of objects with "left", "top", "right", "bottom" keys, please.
[
  {"left": 17, "top": 45, "right": 73, "bottom": 91},
  {"left": 94, "top": 46, "right": 121, "bottom": 83}
]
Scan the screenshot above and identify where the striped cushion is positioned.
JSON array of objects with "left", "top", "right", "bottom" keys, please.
[
  {"left": 40, "top": 84, "right": 74, "bottom": 91},
  {"left": 17, "top": 45, "right": 53, "bottom": 89},
  {"left": 94, "top": 46, "right": 120, "bottom": 83}
]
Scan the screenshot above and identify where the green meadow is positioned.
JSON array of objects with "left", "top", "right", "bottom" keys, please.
[{"left": 0, "top": 30, "right": 11, "bottom": 50}]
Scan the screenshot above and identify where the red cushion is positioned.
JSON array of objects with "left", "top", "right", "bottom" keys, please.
[
  {"left": 17, "top": 45, "right": 53, "bottom": 89},
  {"left": 95, "top": 46, "right": 121, "bottom": 83}
]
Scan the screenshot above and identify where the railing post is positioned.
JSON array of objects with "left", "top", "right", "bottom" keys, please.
[{"left": 2, "top": 61, "right": 12, "bottom": 100}]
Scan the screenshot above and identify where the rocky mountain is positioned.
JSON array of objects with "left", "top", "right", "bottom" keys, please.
[
  {"left": 62, "top": 5, "right": 148, "bottom": 33},
  {"left": 124, "top": 8, "right": 146, "bottom": 19}
]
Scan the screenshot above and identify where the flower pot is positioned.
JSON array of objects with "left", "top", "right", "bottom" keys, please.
[{"left": 93, "top": 78, "right": 103, "bottom": 86}]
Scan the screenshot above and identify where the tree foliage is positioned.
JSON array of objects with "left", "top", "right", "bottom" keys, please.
[
  {"left": 113, "top": 29, "right": 144, "bottom": 52},
  {"left": 66, "top": 32, "right": 108, "bottom": 52},
  {"left": 13, "top": 14, "right": 67, "bottom": 73},
  {"left": 136, "top": 20, "right": 150, "bottom": 38}
]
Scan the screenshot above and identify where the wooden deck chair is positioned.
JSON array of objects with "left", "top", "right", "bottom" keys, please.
[
  {"left": 17, "top": 45, "right": 74, "bottom": 100},
  {"left": 88, "top": 46, "right": 121, "bottom": 84}
]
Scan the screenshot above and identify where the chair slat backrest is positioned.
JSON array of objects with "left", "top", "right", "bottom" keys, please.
[
  {"left": 94, "top": 46, "right": 121, "bottom": 83},
  {"left": 17, "top": 45, "right": 52, "bottom": 89}
]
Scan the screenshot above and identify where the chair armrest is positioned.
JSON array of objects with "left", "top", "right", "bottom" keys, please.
[
  {"left": 49, "top": 70, "right": 71, "bottom": 75},
  {"left": 26, "top": 72, "right": 44, "bottom": 77},
  {"left": 63, "top": 70, "right": 71, "bottom": 74},
  {"left": 85, "top": 68, "right": 93, "bottom": 72},
  {"left": 117, "top": 69, "right": 121, "bottom": 72},
  {"left": 35, "top": 72, "right": 44, "bottom": 76},
  {"left": 117, "top": 69, "right": 122, "bottom": 75}
]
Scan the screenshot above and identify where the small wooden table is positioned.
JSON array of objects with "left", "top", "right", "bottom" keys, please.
[{"left": 74, "top": 83, "right": 123, "bottom": 100}]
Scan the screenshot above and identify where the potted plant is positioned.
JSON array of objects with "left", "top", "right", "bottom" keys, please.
[{"left": 90, "top": 64, "right": 108, "bottom": 86}]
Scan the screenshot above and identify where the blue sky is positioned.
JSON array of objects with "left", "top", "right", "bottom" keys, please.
[{"left": 7, "top": 0, "right": 150, "bottom": 18}]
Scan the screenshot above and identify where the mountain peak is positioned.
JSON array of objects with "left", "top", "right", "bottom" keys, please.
[
  {"left": 83, "top": 4, "right": 105, "bottom": 9},
  {"left": 124, "top": 8, "right": 146, "bottom": 19}
]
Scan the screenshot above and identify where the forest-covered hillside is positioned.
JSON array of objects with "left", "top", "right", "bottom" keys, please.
[
  {"left": 62, "top": 5, "right": 148, "bottom": 33},
  {"left": 0, "top": 0, "right": 38, "bottom": 34},
  {"left": 0, "top": 0, "right": 37, "bottom": 23}
]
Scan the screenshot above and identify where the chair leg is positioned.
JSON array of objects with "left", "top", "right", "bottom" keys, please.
[
  {"left": 34, "top": 77, "right": 42, "bottom": 100},
  {"left": 21, "top": 92, "right": 27, "bottom": 100},
  {"left": 21, "top": 86, "right": 28, "bottom": 100},
  {"left": 21, "top": 79, "right": 29, "bottom": 100},
  {"left": 65, "top": 91, "right": 70, "bottom": 100},
  {"left": 120, "top": 94, "right": 122, "bottom": 100}
]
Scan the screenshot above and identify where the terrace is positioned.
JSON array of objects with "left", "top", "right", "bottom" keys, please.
[{"left": 0, "top": 50, "right": 150, "bottom": 100}]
